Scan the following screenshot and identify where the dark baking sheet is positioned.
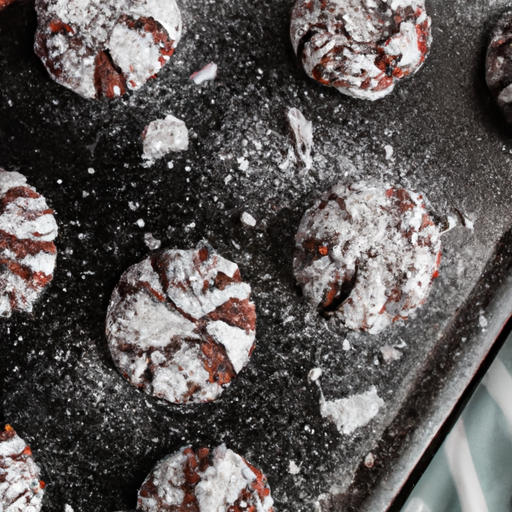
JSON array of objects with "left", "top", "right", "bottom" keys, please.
[{"left": 1, "top": 1, "right": 512, "bottom": 511}]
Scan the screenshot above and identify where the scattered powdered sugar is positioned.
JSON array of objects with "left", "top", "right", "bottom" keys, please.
[
  {"left": 34, "top": 0, "right": 182, "bottom": 99},
  {"left": 287, "top": 107, "right": 313, "bottom": 170},
  {"left": 106, "top": 244, "right": 256, "bottom": 404},
  {"left": 320, "top": 386, "right": 385, "bottom": 435},
  {"left": 190, "top": 62, "right": 218, "bottom": 85},
  {"left": 142, "top": 115, "right": 189, "bottom": 162},
  {"left": 0, "top": 425, "right": 45, "bottom": 512},
  {"left": 0, "top": 169, "right": 58, "bottom": 317},
  {"left": 290, "top": 0, "right": 431, "bottom": 100},
  {"left": 138, "top": 445, "right": 274, "bottom": 512},
  {"left": 294, "top": 180, "right": 442, "bottom": 334}
]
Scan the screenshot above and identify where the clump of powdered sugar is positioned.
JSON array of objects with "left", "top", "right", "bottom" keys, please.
[
  {"left": 190, "top": 62, "right": 218, "bottom": 85},
  {"left": 320, "top": 386, "right": 385, "bottom": 435},
  {"left": 142, "top": 115, "right": 189, "bottom": 162},
  {"left": 0, "top": 169, "right": 58, "bottom": 317},
  {"left": 0, "top": 425, "right": 45, "bottom": 511},
  {"left": 294, "top": 180, "right": 442, "bottom": 333},
  {"left": 106, "top": 244, "right": 256, "bottom": 404},
  {"left": 138, "top": 445, "right": 274, "bottom": 512}
]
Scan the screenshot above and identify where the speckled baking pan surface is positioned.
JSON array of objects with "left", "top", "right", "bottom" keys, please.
[{"left": 1, "top": 1, "right": 512, "bottom": 511}]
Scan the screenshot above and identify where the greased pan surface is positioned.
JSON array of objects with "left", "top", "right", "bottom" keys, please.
[{"left": 1, "top": 1, "right": 512, "bottom": 511}]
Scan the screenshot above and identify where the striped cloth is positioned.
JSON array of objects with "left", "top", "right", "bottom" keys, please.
[{"left": 402, "top": 332, "right": 512, "bottom": 512}]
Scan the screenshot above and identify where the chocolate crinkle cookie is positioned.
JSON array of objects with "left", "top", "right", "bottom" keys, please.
[
  {"left": 294, "top": 181, "right": 441, "bottom": 334},
  {"left": 0, "top": 0, "right": 16, "bottom": 11},
  {"left": 0, "top": 169, "right": 58, "bottom": 317},
  {"left": 106, "top": 244, "right": 257, "bottom": 404},
  {"left": 138, "top": 444, "right": 274, "bottom": 512},
  {"left": 0, "top": 425, "right": 45, "bottom": 512},
  {"left": 486, "top": 11, "right": 512, "bottom": 123},
  {"left": 34, "top": 0, "right": 182, "bottom": 99},
  {"left": 290, "top": 0, "right": 431, "bottom": 100}
]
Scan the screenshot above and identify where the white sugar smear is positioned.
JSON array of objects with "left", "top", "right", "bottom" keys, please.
[
  {"left": 142, "top": 115, "right": 189, "bottom": 162},
  {"left": 190, "top": 62, "right": 218, "bottom": 84},
  {"left": 287, "top": 108, "right": 313, "bottom": 170},
  {"left": 320, "top": 386, "right": 384, "bottom": 435}
]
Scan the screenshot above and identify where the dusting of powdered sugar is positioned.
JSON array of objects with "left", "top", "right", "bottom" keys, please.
[
  {"left": 34, "top": 0, "right": 182, "bottom": 99},
  {"left": 0, "top": 425, "right": 45, "bottom": 512},
  {"left": 142, "top": 115, "right": 189, "bottom": 163},
  {"left": 138, "top": 445, "right": 274, "bottom": 512},
  {"left": 294, "top": 180, "right": 442, "bottom": 334},
  {"left": 0, "top": 169, "right": 58, "bottom": 317},
  {"left": 290, "top": 0, "right": 431, "bottom": 100},
  {"left": 106, "top": 244, "right": 257, "bottom": 404}
]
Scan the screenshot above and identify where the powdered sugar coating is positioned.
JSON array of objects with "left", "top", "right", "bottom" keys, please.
[
  {"left": 290, "top": 0, "right": 431, "bottom": 100},
  {"left": 106, "top": 245, "right": 257, "bottom": 404},
  {"left": 138, "top": 444, "right": 274, "bottom": 512},
  {"left": 0, "top": 169, "right": 58, "bottom": 317},
  {"left": 0, "top": 425, "right": 45, "bottom": 512},
  {"left": 294, "top": 181, "right": 441, "bottom": 334},
  {"left": 34, "top": 0, "right": 182, "bottom": 99}
]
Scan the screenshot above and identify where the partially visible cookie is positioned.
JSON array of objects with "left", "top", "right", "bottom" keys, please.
[
  {"left": 0, "top": 169, "right": 58, "bottom": 317},
  {"left": 0, "top": 0, "right": 16, "bottom": 11},
  {"left": 106, "top": 244, "right": 256, "bottom": 404},
  {"left": 294, "top": 181, "right": 441, "bottom": 334},
  {"left": 138, "top": 444, "right": 274, "bottom": 512},
  {"left": 0, "top": 425, "right": 45, "bottom": 512},
  {"left": 290, "top": 0, "right": 431, "bottom": 100},
  {"left": 486, "top": 11, "right": 512, "bottom": 123},
  {"left": 34, "top": 0, "right": 182, "bottom": 99}
]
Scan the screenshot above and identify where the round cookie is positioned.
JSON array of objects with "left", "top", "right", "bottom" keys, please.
[
  {"left": 0, "top": 425, "right": 45, "bottom": 511},
  {"left": 294, "top": 181, "right": 441, "bottom": 334},
  {"left": 0, "top": 169, "right": 58, "bottom": 317},
  {"left": 106, "top": 245, "right": 257, "bottom": 404},
  {"left": 486, "top": 11, "right": 512, "bottom": 123},
  {"left": 290, "top": 0, "right": 431, "bottom": 100},
  {"left": 34, "top": 0, "right": 182, "bottom": 99},
  {"left": 138, "top": 444, "right": 274, "bottom": 512}
]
